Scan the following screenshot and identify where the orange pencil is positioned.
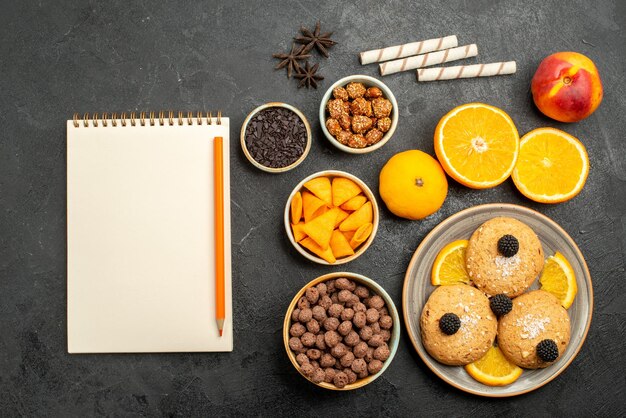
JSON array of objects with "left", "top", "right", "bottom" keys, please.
[{"left": 214, "top": 136, "right": 225, "bottom": 337}]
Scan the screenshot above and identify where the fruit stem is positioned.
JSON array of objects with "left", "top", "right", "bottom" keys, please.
[{"left": 415, "top": 178, "right": 424, "bottom": 187}]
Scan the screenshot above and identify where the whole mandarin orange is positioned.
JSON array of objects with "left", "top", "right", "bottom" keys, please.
[
  {"left": 379, "top": 150, "right": 448, "bottom": 220},
  {"left": 531, "top": 52, "right": 603, "bottom": 123}
]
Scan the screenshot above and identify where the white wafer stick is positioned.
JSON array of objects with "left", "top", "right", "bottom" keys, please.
[
  {"left": 417, "top": 61, "right": 517, "bottom": 82},
  {"left": 379, "top": 44, "right": 478, "bottom": 76},
  {"left": 360, "top": 35, "right": 458, "bottom": 65}
]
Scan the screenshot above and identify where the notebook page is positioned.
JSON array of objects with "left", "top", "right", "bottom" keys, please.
[{"left": 67, "top": 119, "right": 232, "bottom": 353}]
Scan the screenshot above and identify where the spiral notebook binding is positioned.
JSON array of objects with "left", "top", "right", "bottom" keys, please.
[{"left": 72, "top": 111, "right": 222, "bottom": 128}]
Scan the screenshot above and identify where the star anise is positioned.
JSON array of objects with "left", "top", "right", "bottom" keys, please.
[
  {"left": 272, "top": 44, "right": 311, "bottom": 78},
  {"left": 295, "top": 21, "right": 337, "bottom": 58},
  {"left": 294, "top": 61, "right": 324, "bottom": 89}
]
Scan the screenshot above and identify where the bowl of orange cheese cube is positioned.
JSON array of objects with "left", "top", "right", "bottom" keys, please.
[{"left": 284, "top": 170, "right": 379, "bottom": 265}]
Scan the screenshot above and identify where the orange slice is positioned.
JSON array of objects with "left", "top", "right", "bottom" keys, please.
[
  {"left": 465, "top": 345, "right": 523, "bottom": 386},
  {"left": 511, "top": 127, "right": 589, "bottom": 203},
  {"left": 349, "top": 222, "right": 373, "bottom": 249},
  {"left": 434, "top": 103, "right": 520, "bottom": 189},
  {"left": 329, "top": 230, "right": 355, "bottom": 258},
  {"left": 300, "top": 237, "right": 336, "bottom": 264},
  {"left": 290, "top": 191, "right": 303, "bottom": 224},
  {"left": 539, "top": 251, "right": 578, "bottom": 309},
  {"left": 303, "top": 177, "right": 332, "bottom": 206},
  {"left": 302, "top": 191, "right": 327, "bottom": 223},
  {"left": 340, "top": 195, "right": 367, "bottom": 211},
  {"left": 332, "top": 177, "right": 362, "bottom": 207},
  {"left": 303, "top": 209, "right": 338, "bottom": 250},
  {"left": 339, "top": 201, "right": 373, "bottom": 232},
  {"left": 431, "top": 240, "right": 471, "bottom": 286}
]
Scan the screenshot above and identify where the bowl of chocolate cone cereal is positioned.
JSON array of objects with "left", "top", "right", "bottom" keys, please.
[
  {"left": 283, "top": 272, "right": 400, "bottom": 390},
  {"left": 320, "top": 75, "right": 398, "bottom": 154}
]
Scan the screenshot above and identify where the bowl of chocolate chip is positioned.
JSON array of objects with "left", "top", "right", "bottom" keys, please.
[
  {"left": 241, "top": 102, "right": 311, "bottom": 173},
  {"left": 284, "top": 272, "right": 400, "bottom": 390},
  {"left": 320, "top": 75, "right": 398, "bottom": 154}
]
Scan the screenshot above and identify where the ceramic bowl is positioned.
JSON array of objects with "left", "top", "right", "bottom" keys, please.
[
  {"left": 319, "top": 75, "right": 398, "bottom": 154},
  {"left": 284, "top": 170, "right": 379, "bottom": 265},
  {"left": 283, "top": 272, "right": 401, "bottom": 390},
  {"left": 241, "top": 102, "right": 311, "bottom": 173}
]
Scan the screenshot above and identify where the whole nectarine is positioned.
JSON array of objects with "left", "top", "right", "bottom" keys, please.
[{"left": 531, "top": 52, "right": 603, "bottom": 123}]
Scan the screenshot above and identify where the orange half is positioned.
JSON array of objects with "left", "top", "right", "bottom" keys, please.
[
  {"left": 512, "top": 127, "right": 589, "bottom": 203},
  {"left": 434, "top": 103, "right": 519, "bottom": 189},
  {"left": 431, "top": 239, "right": 471, "bottom": 286}
]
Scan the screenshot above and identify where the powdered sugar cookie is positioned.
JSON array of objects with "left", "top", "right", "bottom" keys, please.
[
  {"left": 466, "top": 217, "right": 544, "bottom": 297},
  {"left": 420, "top": 284, "right": 497, "bottom": 366},
  {"left": 498, "top": 290, "right": 571, "bottom": 369}
]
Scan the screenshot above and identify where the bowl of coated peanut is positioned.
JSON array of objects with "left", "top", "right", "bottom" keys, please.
[{"left": 319, "top": 75, "right": 398, "bottom": 154}]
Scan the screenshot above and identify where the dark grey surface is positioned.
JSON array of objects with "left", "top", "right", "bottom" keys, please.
[{"left": 1, "top": 0, "right": 625, "bottom": 416}]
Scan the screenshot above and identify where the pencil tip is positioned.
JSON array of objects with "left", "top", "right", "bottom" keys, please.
[{"left": 219, "top": 329, "right": 223, "bottom": 337}]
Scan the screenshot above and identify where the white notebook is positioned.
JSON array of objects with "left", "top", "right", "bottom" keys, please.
[{"left": 67, "top": 112, "right": 232, "bottom": 353}]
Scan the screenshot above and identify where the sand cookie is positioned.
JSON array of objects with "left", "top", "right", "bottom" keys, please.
[
  {"left": 466, "top": 217, "right": 544, "bottom": 297},
  {"left": 420, "top": 284, "right": 497, "bottom": 366},
  {"left": 498, "top": 290, "right": 571, "bottom": 369}
]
